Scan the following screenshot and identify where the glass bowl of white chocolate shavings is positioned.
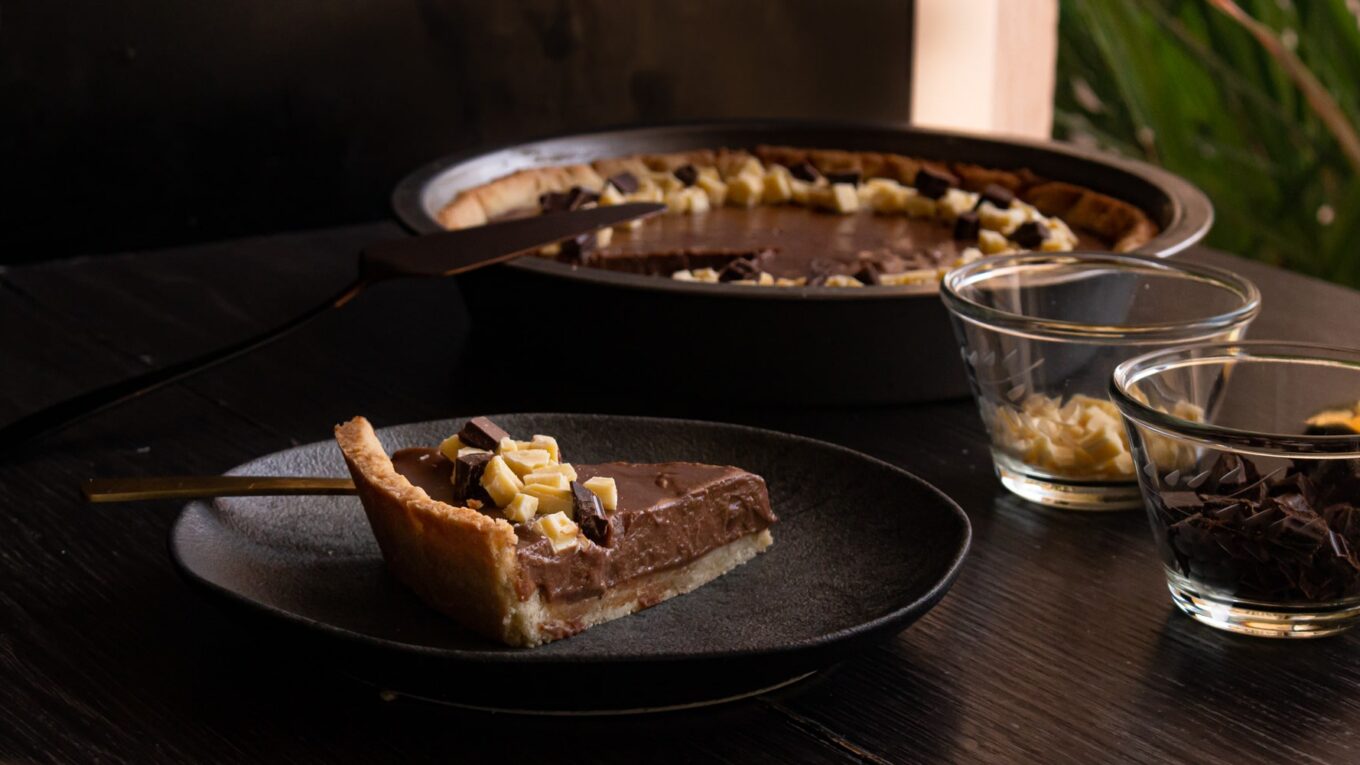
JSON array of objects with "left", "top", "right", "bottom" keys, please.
[{"left": 941, "top": 252, "right": 1259, "bottom": 511}]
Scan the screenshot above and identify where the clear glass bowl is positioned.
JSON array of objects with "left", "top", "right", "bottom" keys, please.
[
  {"left": 1112, "top": 342, "right": 1360, "bottom": 638},
  {"left": 941, "top": 253, "right": 1260, "bottom": 510}
]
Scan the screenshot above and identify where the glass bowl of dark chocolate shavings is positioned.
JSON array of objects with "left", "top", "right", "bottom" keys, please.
[{"left": 1112, "top": 341, "right": 1360, "bottom": 638}]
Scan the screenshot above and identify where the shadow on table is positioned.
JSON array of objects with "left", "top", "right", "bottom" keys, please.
[{"left": 1124, "top": 610, "right": 1360, "bottom": 756}]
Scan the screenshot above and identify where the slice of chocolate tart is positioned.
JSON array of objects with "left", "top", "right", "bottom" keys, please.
[{"left": 335, "top": 416, "right": 776, "bottom": 647}]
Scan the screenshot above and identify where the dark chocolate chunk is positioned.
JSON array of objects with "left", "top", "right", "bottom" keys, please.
[
  {"left": 539, "top": 186, "right": 598, "bottom": 213},
  {"left": 788, "top": 162, "right": 822, "bottom": 183},
  {"left": 913, "top": 167, "right": 952, "bottom": 199},
  {"left": 718, "top": 255, "right": 762, "bottom": 282},
  {"left": 452, "top": 451, "right": 493, "bottom": 503},
  {"left": 853, "top": 259, "right": 882, "bottom": 286},
  {"left": 557, "top": 231, "right": 597, "bottom": 263},
  {"left": 953, "top": 211, "right": 981, "bottom": 241},
  {"left": 607, "top": 172, "right": 639, "bottom": 194},
  {"left": 979, "top": 183, "right": 1015, "bottom": 209},
  {"left": 1011, "top": 221, "right": 1048, "bottom": 249},
  {"left": 572, "top": 481, "right": 617, "bottom": 546},
  {"left": 458, "top": 416, "right": 511, "bottom": 451},
  {"left": 673, "top": 164, "right": 699, "bottom": 187},
  {"left": 825, "top": 171, "right": 862, "bottom": 186}
]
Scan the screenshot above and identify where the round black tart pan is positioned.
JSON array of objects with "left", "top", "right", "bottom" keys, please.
[{"left": 392, "top": 121, "right": 1213, "bottom": 405}]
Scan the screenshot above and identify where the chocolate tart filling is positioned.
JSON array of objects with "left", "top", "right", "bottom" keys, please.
[{"left": 392, "top": 449, "right": 777, "bottom": 604}]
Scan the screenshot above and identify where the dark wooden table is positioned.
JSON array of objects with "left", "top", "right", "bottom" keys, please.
[{"left": 4, "top": 224, "right": 1359, "bottom": 764}]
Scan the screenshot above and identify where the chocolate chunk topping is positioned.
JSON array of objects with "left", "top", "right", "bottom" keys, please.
[
  {"left": 1011, "top": 221, "right": 1048, "bottom": 249},
  {"left": 718, "top": 254, "right": 763, "bottom": 282},
  {"left": 979, "top": 183, "right": 1015, "bottom": 209},
  {"left": 557, "top": 231, "right": 597, "bottom": 263},
  {"left": 607, "top": 172, "right": 639, "bottom": 194},
  {"left": 853, "top": 263, "right": 881, "bottom": 286},
  {"left": 452, "top": 451, "right": 493, "bottom": 503},
  {"left": 673, "top": 164, "right": 699, "bottom": 187},
  {"left": 825, "top": 171, "right": 862, "bottom": 186},
  {"left": 788, "top": 162, "right": 822, "bottom": 183},
  {"left": 458, "top": 417, "right": 511, "bottom": 451},
  {"left": 953, "top": 211, "right": 981, "bottom": 241},
  {"left": 539, "top": 186, "right": 598, "bottom": 213},
  {"left": 913, "top": 167, "right": 952, "bottom": 199},
  {"left": 571, "top": 481, "right": 616, "bottom": 546}
]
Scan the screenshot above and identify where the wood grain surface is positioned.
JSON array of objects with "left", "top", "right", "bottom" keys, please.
[{"left": 2, "top": 224, "right": 1358, "bottom": 764}]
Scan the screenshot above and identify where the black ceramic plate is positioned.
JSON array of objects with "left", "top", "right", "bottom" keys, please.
[{"left": 171, "top": 414, "right": 970, "bottom": 713}]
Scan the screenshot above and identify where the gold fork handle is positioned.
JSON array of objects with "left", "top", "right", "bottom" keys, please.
[{"left": 83, "top": 476, "right": 357, "bottom": 503}]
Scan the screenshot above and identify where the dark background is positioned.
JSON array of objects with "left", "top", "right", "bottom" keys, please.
[{"left": 1, "top": 0, "right": 915, "bottom": 263}]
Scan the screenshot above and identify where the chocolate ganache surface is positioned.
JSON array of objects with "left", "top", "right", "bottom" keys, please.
[
  {"left": 390, "top": 449, "right": 777, "bottom": 603},
  {"left": 572, "top": 206, "right": 1107, "bottom": 278}
]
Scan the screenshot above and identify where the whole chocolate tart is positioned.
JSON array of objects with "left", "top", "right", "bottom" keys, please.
[
  {"left": 436, "top": 145, "right": 1158, "bottom": 288},
  {"left": 335, "top": 416, "right": 776, "bottom": 647}
]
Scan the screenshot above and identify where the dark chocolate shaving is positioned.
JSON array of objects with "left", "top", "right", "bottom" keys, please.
[
  {"left": 673, "top": 164, "right": 699, "bottom": 187},
  {"left": 853, "top": 258, "right": 882, "bottom": 286},
  {"left": 607, "top": 172, "right": 639, "bottom": 194},
  {"left": 572, "top": 481, "right": 617, "bottom": 546},
  {"left": 788, "top": 162, "right": 822, "bottom": 183},
  {"left": 953, "top": 211, "right": 980, "bottom": 241},
  {"left": 825, "top": 171, "right": 862, "bottom": 186},
  {"left": 913, "top": 167, "right": 952, "bottom": 199},
  {"left": 458, "top": 417, "right": 511, "bottom": 451},
  {"left": 452, "top": 451, "right": 493, "bottom": 503},
  {"left": 1151, "top": 455, "right": 1360, "bottom": 603},
  {"left": 1011, "top": 221, "right": 1048, "bottom": 249},
  {"left": 979, "top": 183, "right": 1015, "bottom": 209}
]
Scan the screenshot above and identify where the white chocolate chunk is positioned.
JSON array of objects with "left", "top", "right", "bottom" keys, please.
[
  {"left": 979, "top": 229, "right": 1009, "bottom": 255},
  {"left": 935, "top": 189, "right": 979, "bottom": 222},
  {"left": 723, "top": 157, "right": 765, "bottom": 181},
  {"left": 878, "top": 268, "right": 939, "bottom": 286},
  {"left": 902, "top": 189, "right": 938, "bottom": 218},
  {"left": 582, "top": 476, "right": 619, "bottom": 512},
  {"left": 672, "top": 269, "right": 698, "bottom": 281},
  {"left": 531, "top": 462, "right": 578, "bottom": 481},
  {"left": 790, "top": 178, "right": 815, "bottom": 206},
  {"left": 978, "top": 201, "right": 1027, "bottom": 235},
  {"left": 861, "top": 178, "right": 910, "bottom": 213},
  {"left": 684, "top": 186, "right": 710, "bottom": 214},
  {"left": 726, "top": 173, "right": 764, "bottom": 207},
  {"left": 497, "top": 436, "right": 525, "bottom": 454},
  {"left": 522, "top": 483, "right": 574, "bottom": 516},
  {"left": 535, "top": 511, "right": 580, "bottom": 553},
  {"left": 596, "top": 226, "right": 614, "bottom": 247},
  {"left": 503, "top": 493, "right": 539, "bottom": 523},
  {"left": 823, "top": 274, "right": 864, "bottom": 287},
  {"left": 502, "top": 449, "right": 552, "bottom": 477},
  {"left": 438, "top": 435, "right": 464, "bottom": 461},
  {"left": 775, "top": 276, "right": 807, "bottom": 286},
  {"left": 812, "top": 183, "right": 860, "bottom": 214},
  {"left": 763, "top": 165, "right": 794, "bottom": 204},
  {"left": 522, "top": 471, "right": 570, "bottom": 491},
  {"left": 529, "top": 434, "right": 560, "bottom": 462},
  {"left": 986, "top": 393, "right": 1136, "bottom": 480},
  {"left": 697, "top": 174, "right": 728, "bottom": 207},
  {"left": 691, "top": 267, "right": 721, "bottom": 283},
  {"left": 480, "top": 455, "right": 524, "bottom": 507},
  {"left": 599, "top": 184, "right": 626, "bottom": 206}
]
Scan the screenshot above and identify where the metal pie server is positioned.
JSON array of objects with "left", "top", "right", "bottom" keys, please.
[{"left": 2, "top": 203, "right": 664, "bottom": 454}]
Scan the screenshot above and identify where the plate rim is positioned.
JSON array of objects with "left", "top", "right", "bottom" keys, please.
[{"left": 170, "top": 412, "right": 972, "bottom": 664}]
